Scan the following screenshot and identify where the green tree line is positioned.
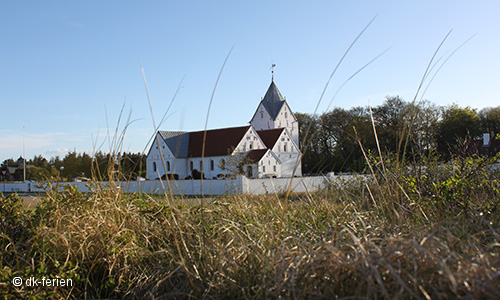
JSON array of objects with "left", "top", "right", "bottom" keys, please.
[
  {"left": 1, "top": 151, "right": 146, "bottom": 182},
  {"left": 2, "top": 96, "right": 499, "bottom": 181},
  {"left": 297, "top": 96, "right": 500, "bottom": 174}
]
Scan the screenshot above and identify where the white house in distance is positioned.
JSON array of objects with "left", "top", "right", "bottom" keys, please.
[{"left": 146, "top": 80, "right": 302, "bottom": 179}]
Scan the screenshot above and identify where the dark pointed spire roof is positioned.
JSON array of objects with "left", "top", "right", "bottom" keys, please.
[{"left": 261, "top": 81, "right": 285, "bottom": 120}]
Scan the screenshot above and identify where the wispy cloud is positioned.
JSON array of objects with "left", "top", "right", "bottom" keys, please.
[
  {"left": 44, "top": 148, "right": 71, "bottom": 158},
  {"left": 0, "top": 131, "right": 88, "bottom": 160}
]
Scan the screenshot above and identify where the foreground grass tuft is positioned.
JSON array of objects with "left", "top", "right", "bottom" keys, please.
[{"left": 1, "top": 156, "right": 500, "bottom": 299}]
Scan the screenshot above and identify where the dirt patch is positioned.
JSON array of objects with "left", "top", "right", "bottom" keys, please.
[{"left": 22, "top": 195, "right": 42, "bottom": 209}]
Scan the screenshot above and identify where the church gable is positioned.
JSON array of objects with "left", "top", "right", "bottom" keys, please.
[
  {"left": 250, "top": 149, "right": 282, "bottom": 177},
  {"left": 158, "top": 131, "right": 189, "bottom": 158},
  {"left": 271, "top": 128, "right": 299, "bottom": 154},
  {"left": 250, "top": 102, "right": 273, "bottom": 130},
  {"left": 147, "top": 132, "right": 176, "bottom": 159},
  {"left": 249, "top": 80, "right": 298, "bottom": 143},
  {"left": 278, "top": 102, "right": 297, "bottom": 122},
  {"left": 250, "top": 81, "right": 286, "bottom": 124},
  {"left": 234, "top": 126, "right": 266, "bottom": 153}
]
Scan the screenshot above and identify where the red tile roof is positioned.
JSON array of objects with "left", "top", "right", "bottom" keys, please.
[
  {"left": 246, "top": 149, "right": 268, "bottom": 163},
  {"left": 188, "top": 126, "right": 251, "bottom": 157},
  {"left": 256, "top": 128, "right": 284, "bottom": 149}
]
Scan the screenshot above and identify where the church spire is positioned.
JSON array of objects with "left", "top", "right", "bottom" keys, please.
[{"left": 260, "top": 80, "right": 285, "bottom": 120}]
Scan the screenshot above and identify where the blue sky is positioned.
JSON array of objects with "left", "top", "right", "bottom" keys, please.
[{"left": 1, "top": 1, "right": 499, "bottom": 161}]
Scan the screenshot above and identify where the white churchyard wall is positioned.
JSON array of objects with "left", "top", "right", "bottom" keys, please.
[{"left": 0, "top": 175, "right": 368, "bottom": 196}]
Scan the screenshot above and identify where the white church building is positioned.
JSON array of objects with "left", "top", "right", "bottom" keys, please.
[{"left": 146, "top": 80, "right": 302, "bottom": 180}]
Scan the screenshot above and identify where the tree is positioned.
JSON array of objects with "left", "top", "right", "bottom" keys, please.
[
  {"left": 218, "top": 147, "right": 252, "bottom": 178},
  {"left": 119, "top": 152, "right": 147, "bottom": 180},
  {"left": 371, "top": 96, "right": 411, "bottom": 154},
  {"left": 296, "top": 113, "right": 323, "bottom": 174},
  {"left": 479, "top": 106, "right": 500, "bottom": 137},
  {"left": 26, "top": 165, "right": 50, "bottom": 181},
  {"left": 297, "top": 107, "right": 375, "bottom": 174},
  {"left": 437, "top": 104, "right": 480, "bottom": 159},
  {"left": 320, "top": 107, "right": 373, "bottom": 173},
  {"left": 1, "top": 158, "right": 16, "bottom": 169},
  {"left": 30, "top": 155, "right": 49, "bottom": 169},
  {"left": 410, "top": 100, "right": 441, "bottom": 158}
]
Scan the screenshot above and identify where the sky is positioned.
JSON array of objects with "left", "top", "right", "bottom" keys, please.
[{"left": 1, "top": 1, "right": 499, "bottom": 161}]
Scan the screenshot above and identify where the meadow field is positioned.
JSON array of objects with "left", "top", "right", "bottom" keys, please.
[{"left": 1, "top": 154, "right": 499, "bottom": 299}]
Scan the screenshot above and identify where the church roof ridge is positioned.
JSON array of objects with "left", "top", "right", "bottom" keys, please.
[
  {"left": 189, "top": 125, "right": 251, "bottom": 135},
  {"left": 158, "top": 130, "right": 187, "bottom": 141}
]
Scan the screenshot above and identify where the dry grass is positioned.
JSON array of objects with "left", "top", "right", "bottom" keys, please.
[{"left": 1, "top": 164, "right": 499, "bottom": 299}]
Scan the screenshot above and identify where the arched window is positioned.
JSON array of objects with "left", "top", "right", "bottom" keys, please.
[
  {"left": 167, "top": 161, "right": 171, "bottom": 172},
  {"left": 153, "top": 162, "right": 157, "bottom": 172}
]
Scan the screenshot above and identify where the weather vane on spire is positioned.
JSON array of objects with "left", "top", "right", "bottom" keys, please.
[{"left": 271, "top": 62, "right": 276, "bottom": 81}]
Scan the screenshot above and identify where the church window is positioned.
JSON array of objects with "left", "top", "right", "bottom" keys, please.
[
  {"left": 190, "top": 161, "right": 193, "bottom": 171},
  {"left": 153, "top": 162, "right": 157, "bottom": 172},
  {"left": 285, "top": 112, "right": 287, "bottom": 118},
  {"left": 273, "top": 165, "right": 276, "bottom": 172},
  {"left": 284, "top": 144, "right": 287, "bottom": 152},
  {"left": 249, "top": 142, "right": 253, "bottom": 149},
  {"left": 210, "top": 160, "right": 214, "bottom": 171},
  {"left": 263, "top": 166, "right": 266, "bottom": 172},
  {"left": 200, "top": 160, "right": 203, "bottom": 171},
  {"left": 260, "top": 111, "right": 264, "bottom": 118},
  {"left": 167, "top": 161, "right": 171, "bottom": 172}
]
